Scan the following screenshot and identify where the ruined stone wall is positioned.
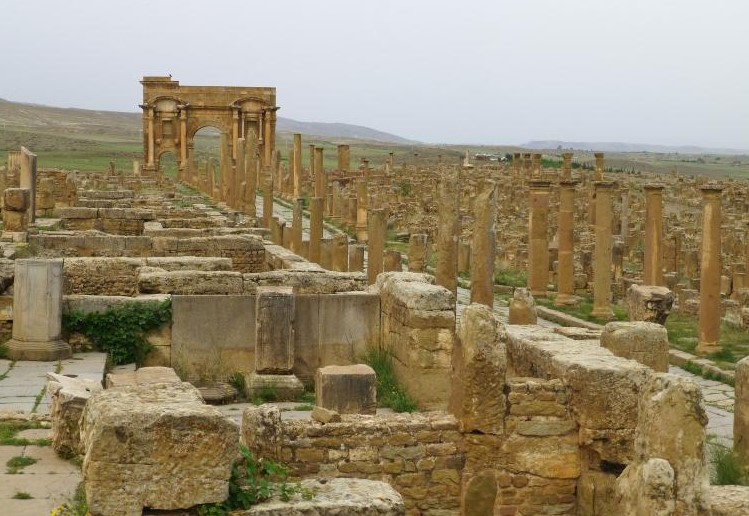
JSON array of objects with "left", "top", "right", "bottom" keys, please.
[
  {"left": 56, "top": 207, "right": 156, "bottom": 235},
  {"left": 378, "top": 273, "right": 455, "bottom": 410},
  {"left": 32, "top": 234, "right": 267, "bottom": 273},
  {"left": 242, "top": 409, "right": 464, "bottom": 514}
]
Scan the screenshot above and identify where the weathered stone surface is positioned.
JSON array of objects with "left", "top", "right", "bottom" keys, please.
[
  {"left": 508, "top": 287, "right": 537, "bottom": 325},
  {"left": 138, "top": 269, "right": 244, "bottom": 295},
  {"left": 707, "top": 486, "right": 749, "bottom": 516},
  {"left": 316, "top": 364, "right": 376, "bottom": 415},
  {"left": 4, "top": 187, "right": 30, "bottom": 211},
  {"left": 105, "top": 366, "right": 182, "bottom": 388},
  {"left": 616, "top": 458, "right": 675, "bottom": 516},
  {"left": 462, "top": 470, "right": 497, "bottom": 516},
  {"left": 736, "top": 357, "right": 749, "bottom": 463},
  {"left": 450, "top": 303, "right": 506, "bottom": 434},
  {"left": 311, "top": 406, "right": 341, "bottom": 424},
  {"left": 47, "top": 372, "right": 102, "bottom": 457},
  {"left": 80, "top": 382, "right": 239, "bottom": 515},
  {"left": 627, "top": 284, "right": 674, "bottom": 324},
  {"left": 600, "top": 321, "right": 670, "bottom": 372},
  {"left": 239, "top": 478, "right": 405, "bottom": 515}
]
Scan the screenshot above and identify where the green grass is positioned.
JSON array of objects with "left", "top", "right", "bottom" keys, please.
[
  {"left": 535, "top": 295, "right": 628, "bottom": 324},
  {"left": 361, "top": 347, "right": 417, "bottom": 413},
  {"left": 11, "top": 491, "right": 33, "bottom": 500},
  {"left": 293, "top": 404, "right": 314, "bottom": 411},
  {"left": 0, "top": 421, "right": 51, "bottom": 447},
  {"left": 709, "top": 437, "right": 749, "bottom": 485},
  {"left": 6, "top": 455, "right": 38, "bottom": 474},
  {"left": 665, "top": 312, "right": 749, "bottom": 363},
  {"left": 493, "top": 267, "right": 527, "bottom": 288}
]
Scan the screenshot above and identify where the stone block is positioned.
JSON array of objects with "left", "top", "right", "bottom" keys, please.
[
  {"left": 245, "top": 373, "right": 305, "bottom": 401},
  {"left": 80, "top": 382, "right": 239, "bottom": 515},
  {"left": 316, "top": 364, "right": 376, "bottom": 415},
  {"left": 626, "top": 284, "right": 674, "bottom": 324},
  {"left": 255, "top": 287, "right": 294, "bottom": 374},
  {"left": 508, "top": 288, "right": 537, "bottom": 324},
  {"left": 4, "top": 187, "right": 30, "bottom": 211},
  {"left": 600, "top": 321, "right": 670, "bottom": 372},
  {"left": 47, "top": 372, "right": 102, "bottom": 457},
  {"left": 2, "top": 209, "right": 28, "bottom": 232}
]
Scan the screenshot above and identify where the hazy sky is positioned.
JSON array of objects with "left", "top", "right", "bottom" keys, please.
[{"left": 1, "top": 0, "right": 747, "bottom": 149}]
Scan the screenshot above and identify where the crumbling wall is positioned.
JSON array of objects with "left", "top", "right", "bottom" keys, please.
[
  {"left": 56, "top": 207, "right": 155, "bottom": 235},
  {"left": 242, "top": 408, "right": 463, "bottom": 514},
  {"left": 378, "top": 272, "right": 455, "bottom": 411}
]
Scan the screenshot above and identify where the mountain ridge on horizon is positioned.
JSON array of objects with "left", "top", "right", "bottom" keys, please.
[
  {"left": 0, "top": 97, "right": 416, "bottom": 145},
  {"left": 522, "top": 139, "right": 749, "bottom": 156}
]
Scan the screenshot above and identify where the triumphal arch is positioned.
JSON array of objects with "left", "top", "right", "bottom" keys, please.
[{"left": 139, "top": 76, "right": 277, "bottom": 186}]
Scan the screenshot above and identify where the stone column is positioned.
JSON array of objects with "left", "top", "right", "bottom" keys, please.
[
  {"left": 367, "top": 208, "right": 386, "bottom": 285},
  {"left": 347, "top": 196, "right": 358, "bottom": 229},
  {"left": 337, "top": 144, "right": 350, "bottom": 172},
  {"left": 436, "top": 171, "right": 459, "bottom": 298},
  {"left": 384, "top": 250, "right": 403, "bottom": 272},
  {"left": 594, "top": 152, "right": 605, "bottom": 181},
  {"left": 6, "top": 259, "right": 71, "bottom": 361},
  {"left": 355, "top": 179, "right": 369, "bottom": 242},
  {"left": 19, "top": 147, "right": 36, "bottom": 223},
  {"left": 291, "top": 198, "right": 304, "bottom": 255},
  {"left": 556, "top": 179, "right": 577, "bottom": 306},
  {"left": 471, "top": 182, "right": 497, "bottom": 307},
  {"left": 561, "top": 152, "right": 573, "bottom": 180},
  {"left": 262, "top": 176, "right": 273, "bottom": 228},
  {"left": 235, "top": 138, "right": 246, "bottom": 211},
  {"left": 309, "top": 197, "right": 324, "bottom": 264},
  {"left": 292, "top": 133, "right": 302, "bottom": 198},
  {"left": 528, "top": 180, "right": 551, "bottom": 297},
  {"left": 308, "top": 144, "right": 315, "bottom": 181},
  {"left": 592, "top": 181, "right": 616, "bottom": 320},
  {"left": 314, "top": 147, "right": 325, "bottom": 198},
  {"left": 735, "top": 356, "right": 749, "bottom": 460},
  {"left": 531, "top": 153, "right": 542, "bottom": 178},
  {"left": 408, "top": 234, "right": 428, "bottom": 273},
  {"left": 697, "top": 184, "right": 723, "bottom": 354},
  {"left": 643, "top": 184, "right": 665, "bottom": 286},
  {"left": 332, "top": 233, "right": 349, "bottom": 272},
  {"left": 349, "top": 244, "right": 365, "bottom": 272}
]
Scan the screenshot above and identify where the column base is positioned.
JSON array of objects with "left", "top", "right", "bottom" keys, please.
[
  {"left": 554, "top": 294, "right": 580, "bottom": 307},
  {"left": 244, "top": 373, "right": 305, "bottom": 402},
  {"left": 355, "top": 228, "right": 368, "bottom": 243},
  {"left": 5, "top": 338, "right": 72, "bottom": 361},
  {"left": 695, "top": 341, "right": 722, "bottom": 356},
  {"left": 530, "top": 289, "right": 548, "bottom": 298},
  {"left": 591, "top": 307, "right": 615, "bottom": 321}
]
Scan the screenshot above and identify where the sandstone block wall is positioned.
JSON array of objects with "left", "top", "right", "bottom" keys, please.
[
  {"left": 378, "top": 273, "right": 455, "bottom": 410},
  {"left": 242, "top": 408, "right": 464, "bottom": 514},
  {"left": 56, "top": 207, "right": 155, "bottom": 235}
]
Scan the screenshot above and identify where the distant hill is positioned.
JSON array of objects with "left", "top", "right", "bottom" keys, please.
[
  {"left": 0, "top": 98, "right": 413, "bottom": 145},
  {"left": 523, "top": 140, "right": 749, "bottom": 155}
]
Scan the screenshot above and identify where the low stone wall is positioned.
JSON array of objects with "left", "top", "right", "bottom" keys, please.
[
  {"left": 378, "top": 273, "right": 455, "bottom": 410},
  {"left": 33, "top": 233, "right": 267, "bottom": 273},
  {"left": 63, "top": 256, "right": 233, "bottom": 296},
  {"left": 56, "top": 207, "right": 155, "bottom": 235},
  {"left": 242, "top": 408, "right": 463, "bottom": 514}
]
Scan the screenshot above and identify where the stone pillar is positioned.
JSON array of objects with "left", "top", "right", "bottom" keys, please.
[
  {"left": 561, "top": 152, "right": 573, "bottom": 181},
  {"left": 471, "top": 182, "right": 496, "bottom": 307},
  {"left": 293, "top": 133, "right": 302, "bottom": 198},
  {"left": 556, "top": 180, "right": 577, "bottom": 306},
  {"left": 355, "top": 179, "right": 368, "bottom": 242},
  {"left": 332, "top": 233, "right": 349, "bottom": 272},
  {"left": 314, "top": 147, "right": 325, "bottom": 199},
  {"left": 262, "top": 176, "right": 273, "bottom": 228},
  {"left": 245, "top": 138, "right": 257, "bottom": 217},
  {"left": 3, "top": 188, "right": 31, "bottom": 232},
  {"left": 6, "top": 259, "right": 71, "bottom": 361},
  {"left": 436, "top": 171, "right": 459, "bottom": 298},
  {"left": 643, "top": 184, "right": 665, "bottom": 286},
  {"left": 349, "top": 244, "right": 365, "bottom": 272},
  {"left": 384, "top": 250, "right": 402, "bottom": 272},
  {"left": 337, "top": 144, "right": 350, "bottom": 173},
  {"left": 291, "top": 198, "right": 304, "bottom": 255},
  {"left": 697, "top": 185, "right": 723, "bottom": 354},
  {"left": 528, "top": 180, "right": 551, "bottom": 297},
  {"left": 594, "top": 152, "right": 605, "bottom": 181},
  {"left": 408, "top": 234, "right": 428, "bottom": 273},
  {"left": 531, "top": 153, "right": 542, "bottom": 178},
  {"left": 367, "top": 208, "right": 386, "bottom": 285},
  {"left": 592, "top": 181, "right": 616, "bottom": 320},
  {"left": 736, "top": 357, "right": 749, "bottom": 460},
  {"left": 19, "top": 147, "right": 36, "bottom": 223},
  {"left": 308, "top": 144, "right": 315, "bottom": 180},
  {"left": 347, "top": 196, "right": 358, "bottom": 229},
  {"left": 309, "top": 197, "right": 324, "bottom": 265},
  {"left": 235, "top": 138, "right": 246, "bottom": 211}
]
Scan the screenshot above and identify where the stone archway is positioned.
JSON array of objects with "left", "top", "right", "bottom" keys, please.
[{"left": 139, "top": 76, "right": 277, "bottom": 205}]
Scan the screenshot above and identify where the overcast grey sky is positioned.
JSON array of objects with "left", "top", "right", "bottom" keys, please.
[{"left": 1, "top": 0, "right": 747, "bottom": 148}]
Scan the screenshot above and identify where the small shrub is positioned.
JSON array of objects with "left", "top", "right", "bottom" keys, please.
[
  {"left": 62, "top": 300, "right": 171, "bottom": 366},
  {"left": 494, "top": 267, "right": 527, "bottom": 288},
  {"left": 197, "top": 446, "right": 313, "bottom": 515},
  {"left": 11, "top": 491, "right": 32, "bottom": 500},
  {"left": 710, "top": 441, "right": 749, "bottom": 485}
]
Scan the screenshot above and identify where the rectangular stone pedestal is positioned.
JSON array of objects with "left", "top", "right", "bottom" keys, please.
[{"left": 245, "top": 373, "right": 305, "bottom": 401}]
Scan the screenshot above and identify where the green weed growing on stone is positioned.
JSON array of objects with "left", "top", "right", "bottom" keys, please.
[
  {"left": 362, "top": 346, "right": 418, "bottom": 413},
  {"left": 6, "top": 455, "right": 37, "bottom": 474},
  {"left": 11, "top": 491, "right": 32, "bottom": 499},
  {"left": 197, "top": 445, "right": 312, "bottom": 515},
  {"left": 62, "top": 300, "right": 171, "bottom": 366},
  {"left": 709, "top": 439, "right": 749, "bottom": 485},
  {"left": 0, "top": 421, "right": 51, "bottom": 446}
]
